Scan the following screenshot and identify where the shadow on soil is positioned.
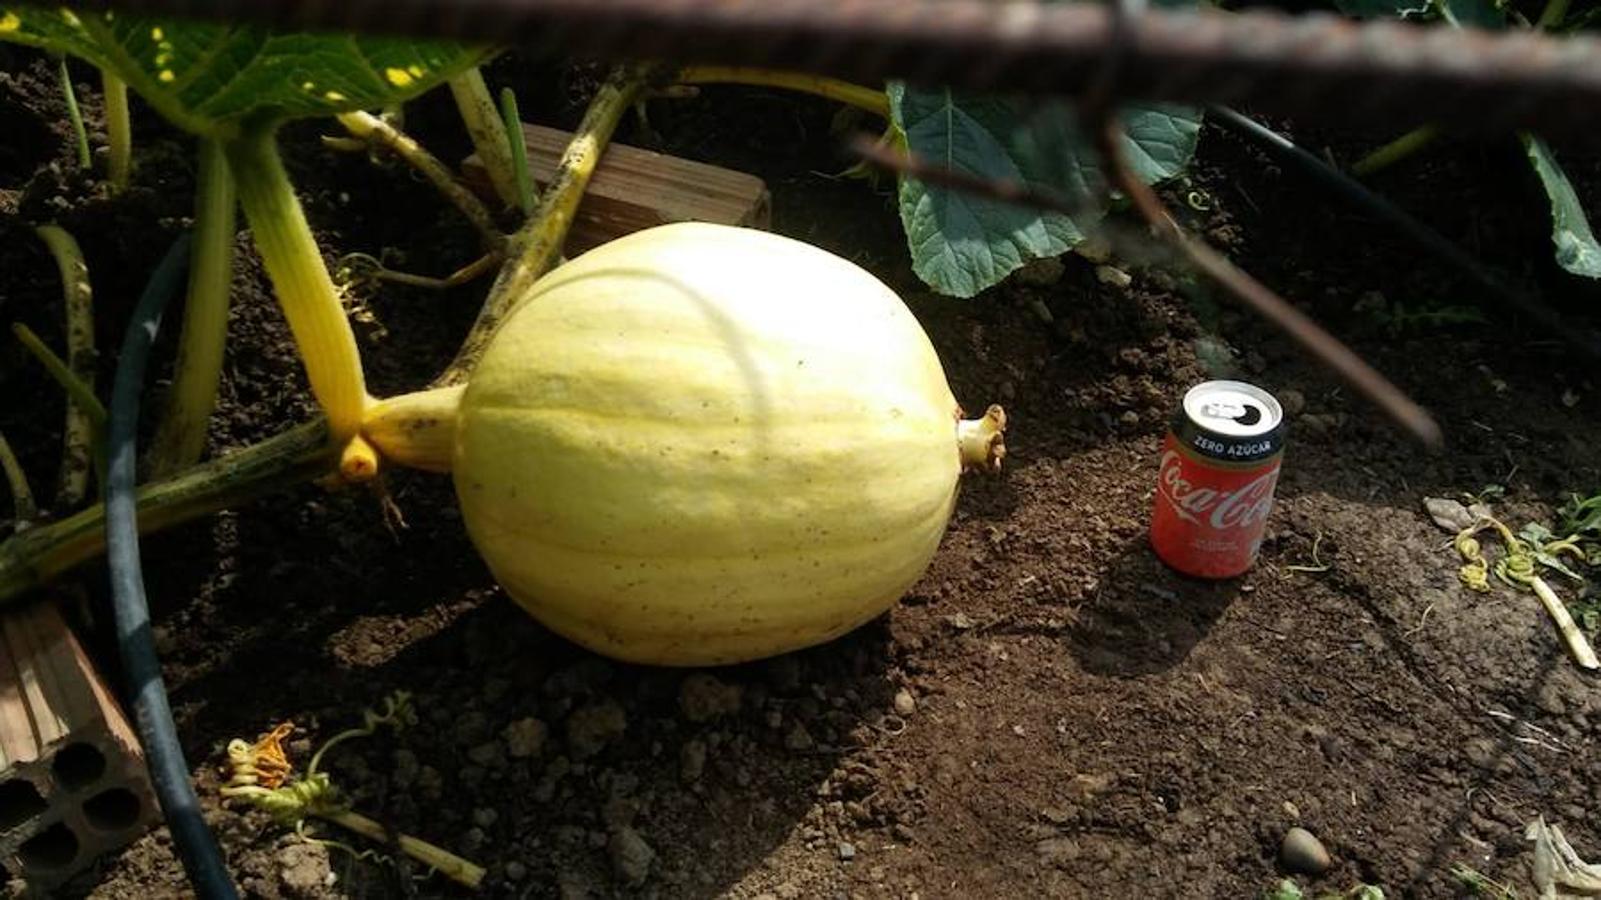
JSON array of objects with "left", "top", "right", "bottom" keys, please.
[
  {"left": 1065, "top": 541, "right": 1241, "bottom": 677},
  {"left": 68, "top": 467, "right": 893, "bottom": 898}
]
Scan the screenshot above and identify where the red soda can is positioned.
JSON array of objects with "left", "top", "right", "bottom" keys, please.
[{"left": 1149, "top": 380, "right": 1285, "bottom": 578}]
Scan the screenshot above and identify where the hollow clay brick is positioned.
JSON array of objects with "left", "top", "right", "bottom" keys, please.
[{"left": 0, "top": 599, "right": 159, "bottom": 890}]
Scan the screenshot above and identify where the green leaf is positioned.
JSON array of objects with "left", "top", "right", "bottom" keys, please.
[
  {"left": 1523, "top": 134, "right": 1601, "bottom": 278},
  {"left": 0, "top": 5, "right": 488, "bottom": 137},
  {"left": 887, "top": 84, "right": 1200, "bottom": 298}
]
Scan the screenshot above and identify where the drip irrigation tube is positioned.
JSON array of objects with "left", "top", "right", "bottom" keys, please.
[{"left": 105, "top": 232, "right": 241, "bottom": 899}]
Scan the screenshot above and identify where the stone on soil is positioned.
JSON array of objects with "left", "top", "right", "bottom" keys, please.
[{"left": 1280, "top": 827, "right": 1331, "bottom": 875}]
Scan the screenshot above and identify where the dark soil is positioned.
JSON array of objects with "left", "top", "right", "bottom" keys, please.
[{"left": 2, "top": 36, "right": 1601, "bottom": 900}]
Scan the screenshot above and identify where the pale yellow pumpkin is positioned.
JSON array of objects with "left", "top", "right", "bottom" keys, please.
[{"left": 365, "top": 222, "right": 1004, "bottom": 666}]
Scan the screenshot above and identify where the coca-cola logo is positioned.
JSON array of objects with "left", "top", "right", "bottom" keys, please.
[{"left": 1156, "top": 450, "right": 1278, "bottom": 530}]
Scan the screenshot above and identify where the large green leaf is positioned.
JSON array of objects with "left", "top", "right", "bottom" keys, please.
[
  {"left": 1524, "top": 135, "right": 1601, "bottom": 278},
  {"left": 888, "top": 84, "right": 1200, "bottom": 298},
  {"left": 0, "top": 5, "right": 488, "bottom": 137}
]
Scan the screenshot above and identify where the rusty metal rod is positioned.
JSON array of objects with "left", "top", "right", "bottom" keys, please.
[{"left": 58, "top": 0, "right": 1601, "bottom": 145}]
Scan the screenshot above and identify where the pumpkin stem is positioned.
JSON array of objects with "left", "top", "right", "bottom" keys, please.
[
  {"left": 361, "top": 386, "right": 466, "bottom": 473},
  {"left": 957, "top": 405, "right": 1008, "bottom": 474}
]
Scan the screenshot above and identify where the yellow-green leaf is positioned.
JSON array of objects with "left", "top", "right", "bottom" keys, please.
[{"left": 0, "top": 4, "right": 491, "bottom": 137}]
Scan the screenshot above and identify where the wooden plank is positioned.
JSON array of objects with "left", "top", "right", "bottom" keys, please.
[{"left": 463, "top": 122, "right": 771, "bottom": 255}]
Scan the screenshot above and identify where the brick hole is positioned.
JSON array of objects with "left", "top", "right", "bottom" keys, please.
[
  {"left": 17, "top": 822, "right": 78, "bottom": 874},
  {"left": 51, "top": 743, "right": 106, "bottom": 791},
  {"left": 81, "top": 788, "right": 141, "bottom": 833},
  {"left": 0, "top": 780, "right": 46, "bottom": 831}
]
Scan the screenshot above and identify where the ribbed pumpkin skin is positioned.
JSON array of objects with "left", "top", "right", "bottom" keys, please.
[{"left": 454, "top": 223, "right": 963, "bottom": 665}]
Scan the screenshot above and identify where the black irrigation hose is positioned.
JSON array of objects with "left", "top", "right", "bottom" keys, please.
[
  {"left": 106, "top": 232, "right": 241, "bottom": 900},
  {"left": 1208, "top": 105, "right": 1601, "bottom": 362}
]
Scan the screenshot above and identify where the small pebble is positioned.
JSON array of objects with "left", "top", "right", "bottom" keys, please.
[
  {"left": 504, "top": 861, "right": 527, "bottom": 882},
  {"left": 1280, "top": 826, "right": 1331, "bottom": 875},
  {"left": 893, "top": 690, "right": 917, "bottom": 717},
  {"left": 838, "top": 841, "right": 856, "bottom": 862},
  {"left": 472, "top": 807, "right": 498, "bottom": 828}
]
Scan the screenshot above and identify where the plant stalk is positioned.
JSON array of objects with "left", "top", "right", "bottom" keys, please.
[
  {"left": 498, "top": 86, "right": 535, "bottom": 215},
  {"left": 57, "top": 57, "right": 91, "bottom": 170},
  {"left": 31, "top": 225, "right": 100, "bottom": 507},
  {"left": 673, "top": 66, "right": 890, "bottom": 118},
  {"left": 361, "top": 386, "right": 462, "bottom": 473},
  {"left": 102, "top": 71, "right": 131, "bottom": 192},
  {"left": 433, "top": 64, "right": 650, "bottom": 388},
  {"left": 334, "top": 110, "right": 504, "bottom": 251},
  {"left": 225, "top": 127, "right": 370, "bottom": 447},
  {"left": 11, "top": 323, "right": 108, "bottom": 495},
  {"left": 448, "top": 68, "right": 521, "bottom": 211},
  {"left": 1536, "top": 0, "right": 1570, "bottom": 28},
  {"left": 0, "top": 433, "right": 36, "bottom": 525},
  {"left": 1530, "top": 575, "right": 1599, "bottom": 670},
  {"left": 0, "top": 420, "right": 334, "bottom": 604},
  {"left": 324, "top": 809, "right": 485, "bottom": 889},
  {"left": 1350, "top": 125, "right": 1439, "bottom": 178},
  {"left": 149, "top": 138, "right": 237, "bottom": 477},
  {"left": 11, "top": 324, "right": 108, "bottom": 428}
]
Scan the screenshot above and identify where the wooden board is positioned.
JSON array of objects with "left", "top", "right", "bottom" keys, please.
[{"left": 463, "top": 122, "right": 772, "bottom": 254}]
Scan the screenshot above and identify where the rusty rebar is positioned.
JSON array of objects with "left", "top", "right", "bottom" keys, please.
[{"left": 60, "top": 0, "right": 1601, "bottom": 146}]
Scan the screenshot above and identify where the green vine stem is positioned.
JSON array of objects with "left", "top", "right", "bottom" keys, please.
[
  {"left": 1536, "top": 0, "right": 1569, "bottom": 28},
  {"left": 0, "top": 420, "right": 333, "bottom": 603},
  {"left": 0, "top": 432, "right": 35, "bottom": 525},
  {"left": 334, "top": 110, "right": 503, "bottom": 252},
  {"left": 448, "top": 67, "right": 521, "bottom": 211},
  {"left": 102, "top": 71, "right": 131, "bottom": 192},
  {"left": 57, "top": 57, "right": 90, "bottom": 170},
  {"left": 31, "top": 226, "right": 99, "bottom": 507},
  {"left": 10, "top": 323, "right": 107, "bottom": 428},
  {"left": 498, "top": 86, "right": 535, "bottom": 216},
  {"left": 672, "top": 66, "right": 890, "bottom": 118},
  {"left": 148, "top": 138, "right": 237, "bottom": 477},
  {"left": 1354, "top": 0, "right": 1567, "bottom": 179},
  {"left": 225, "top": 125, "right": 371, "bottom": 449},
  {"left": 1350, "top": 125, "right": 1439, "bottom": 178},
  {"left": 433, "top": 64, "right": 650, "bottom": 389}
]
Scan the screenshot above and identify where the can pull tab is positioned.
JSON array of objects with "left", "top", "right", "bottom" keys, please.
[{"left": 1200, "top": 400, "right": 1262, "bottom": 426}]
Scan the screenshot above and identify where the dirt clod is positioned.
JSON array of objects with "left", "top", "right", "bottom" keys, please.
[
  {"left": 784, "top": 722, "right": 815, "bottom": 752},
  {"left": 276, "top": 842, "right": 331, "bottom": 897},
  {"left": 504, "top": 717, "right": 548, "bottom": 758},
  {"left": 608, "top": 826, "right": 656, "bottom": 886},
  {"left": 566, "top": 700, "right": 628, "bottom": 759},
  {"left": 679, "top": 672, "right": 744, "bottom": 722},
  {"left": 680, "top": 739, "right": 707, "bottom": 783},
  {"left": 893, "top": 689, "right": 917, "bottom": 717}
]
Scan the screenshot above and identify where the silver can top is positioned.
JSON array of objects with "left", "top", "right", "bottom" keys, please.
[{"left": 1182, "top": 380, "right": 1283, "bottom": 439}]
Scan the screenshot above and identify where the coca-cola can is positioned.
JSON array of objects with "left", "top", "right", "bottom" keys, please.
[{"left": 1149, "top": 380, "right": 1285, "bottom": 578}]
